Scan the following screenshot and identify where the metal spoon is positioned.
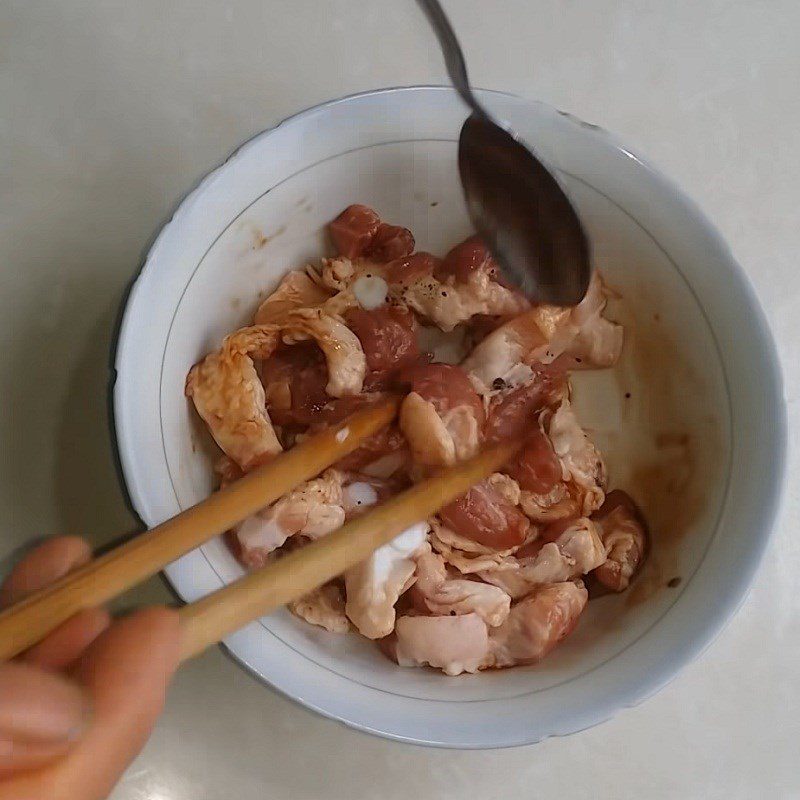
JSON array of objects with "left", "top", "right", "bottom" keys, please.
[{"left": 417, "top": 0, "right": 591, "bottom": 305}]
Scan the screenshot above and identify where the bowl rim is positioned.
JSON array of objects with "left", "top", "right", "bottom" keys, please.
[{"left": 110, "top": 85, "right": 788, "bottom": 748}]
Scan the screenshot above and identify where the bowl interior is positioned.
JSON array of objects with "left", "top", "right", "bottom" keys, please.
[{"left": 115, "top": 88, "right": 782, "bottom": 745}]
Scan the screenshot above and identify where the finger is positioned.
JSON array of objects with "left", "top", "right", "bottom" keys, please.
[
  {"left": 36, "top": 608, "right": 181, "bottom": 800},
  {"left": 0, "top": 662, "right": 90, "bottom": 775},
  {"left": 0, "top": 738, "right": 75, "bottom": 781},
  {"left": 22, "top": 608, "right": 111, "bottom": 671},
  {"left": 0, "top": 537, "right": 91, "bottom": 608}
]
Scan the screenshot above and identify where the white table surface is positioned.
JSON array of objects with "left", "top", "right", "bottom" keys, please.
[{"left": 2, "top": 1, "right": 799, "bottom": 798}]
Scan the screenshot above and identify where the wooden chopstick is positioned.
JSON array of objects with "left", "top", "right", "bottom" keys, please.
[
  {"left": 0, "top": 397, "right": 399, "bottom": 661},
  {"left": 178, "top": 439, "right": 520, "bottom": 661}
]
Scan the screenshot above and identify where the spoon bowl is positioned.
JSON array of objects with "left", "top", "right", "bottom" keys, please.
[
  {"left": 418, "top": 0, "right": 591, "bottom": 304},
  {"left": 459, "top": 113, "right": 591, "bottom": 304}
]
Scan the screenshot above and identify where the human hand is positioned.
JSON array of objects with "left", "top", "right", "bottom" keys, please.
[{"left": 0, "top": 536, "right": 180, "bottom": 800}]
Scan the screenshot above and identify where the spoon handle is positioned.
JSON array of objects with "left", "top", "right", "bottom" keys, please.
[{"left": 416, "top": 0, "right": 485, "bottom": 117}]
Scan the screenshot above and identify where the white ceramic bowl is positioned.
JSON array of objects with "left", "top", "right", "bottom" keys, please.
[{"left": 113, "top": 87, "right": 786, "bottom": 748}]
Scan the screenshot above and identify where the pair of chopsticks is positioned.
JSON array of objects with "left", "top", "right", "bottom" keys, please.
[{"left": 0, "top": 397, "right": 518, "bottom": 663}]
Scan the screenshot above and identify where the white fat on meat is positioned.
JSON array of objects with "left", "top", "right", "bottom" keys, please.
[
  {"left": 187, "top": 305, "right": 368, "bottom": 469},
  {"left": 486, "top": 472, "right": 522, "bottom": 507},
  {"left": 320, "top": 256, "right": 529, "bottom": 332},
  {"left": 360, "top": 452, "right": 407, "bottom": 479},
  {"left": 344, "top": 522, "right": 430, "bottom": 639},
  {"left": 319, "top": 255, "right": 365, "bottom": 292},
  {"left": 543, "top": 271, "right": 623, "bottom": 368},
  {"left": 429, "top": 517, "right": 521, "bottom": 557},
  {"left": 395, "top": 581, "right": 589, "bottom": 674},
  {"left": 416, "top": 325, "right": 470, "bottom": 365},
  {"left": 394, "top": 613, "right": 490, "bottom": 676},
  {"left": 254, "top": 270, "right": 332, "bottom": 325},
  {"left": 352, "top": 274, "right": 389, "bottom": 310},
  {"left": 547, "top": 400, "right": 606, "bottom": 515},
  {"left": 235, "top": 513, "right": 287, "bottom": 568},
  {"left": 235, "top": 470, "right": 346, "bottom": 568},
  {"left": 401, "top": 265, "right": 529, "bottom": 332},
  {"left": 289, "top": 583, "right": 350, "bottom": 633},
  {"left": 412, "top": 551, "right": 511, "bottom": 627},
  {"left": 280, "top": 307, "right": 366, "bottom": 397},
  {"left": 342, "top": 480, "right": 380, "bottom": 515},
  {"left": 462, "top": 271, "right": 621, "bottom": 393},
  {"left": 464, "top": 333, "right": 537, "bottom": 396},
  {"left": 429, "top": 518, "right": 523, "bottom": 574},
  {"left": 488, "top": 581, "right": 588, "bottom": 667},
  {"left": 399, "top": 392, "right": 481, "bottom": 466},
  {"left": 462, "top": 306, "right": 566, "bottom": 393},
  {"left": 519, "top": 482, "right": 579, "bottom": 523},
  {"left": 478, "top": 518, "right": 606, "bottom": 599},
  {"left": 185, "top": 326, "right": 283, "bottom": 471},
  {"left": 562, "top": 316, "right": 623, "bottom": 369}
]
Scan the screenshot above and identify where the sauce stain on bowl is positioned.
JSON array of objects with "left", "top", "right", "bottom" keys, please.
[
  {"left": 574, "top": 285, "right": 726, "bottom": 609},
  {"left": 617, "top": 296, "right": 725, "bottom": 606}
]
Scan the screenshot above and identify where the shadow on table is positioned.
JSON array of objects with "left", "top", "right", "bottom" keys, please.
[
  {"left": 52, "top": 296, "right": 139, "bottom": 550},
  {"left": 0, "top": 276, "right": 162, "bottom": 598},
  {"left": 51, "top": 289, "right": 171, "bottom": 609}
]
